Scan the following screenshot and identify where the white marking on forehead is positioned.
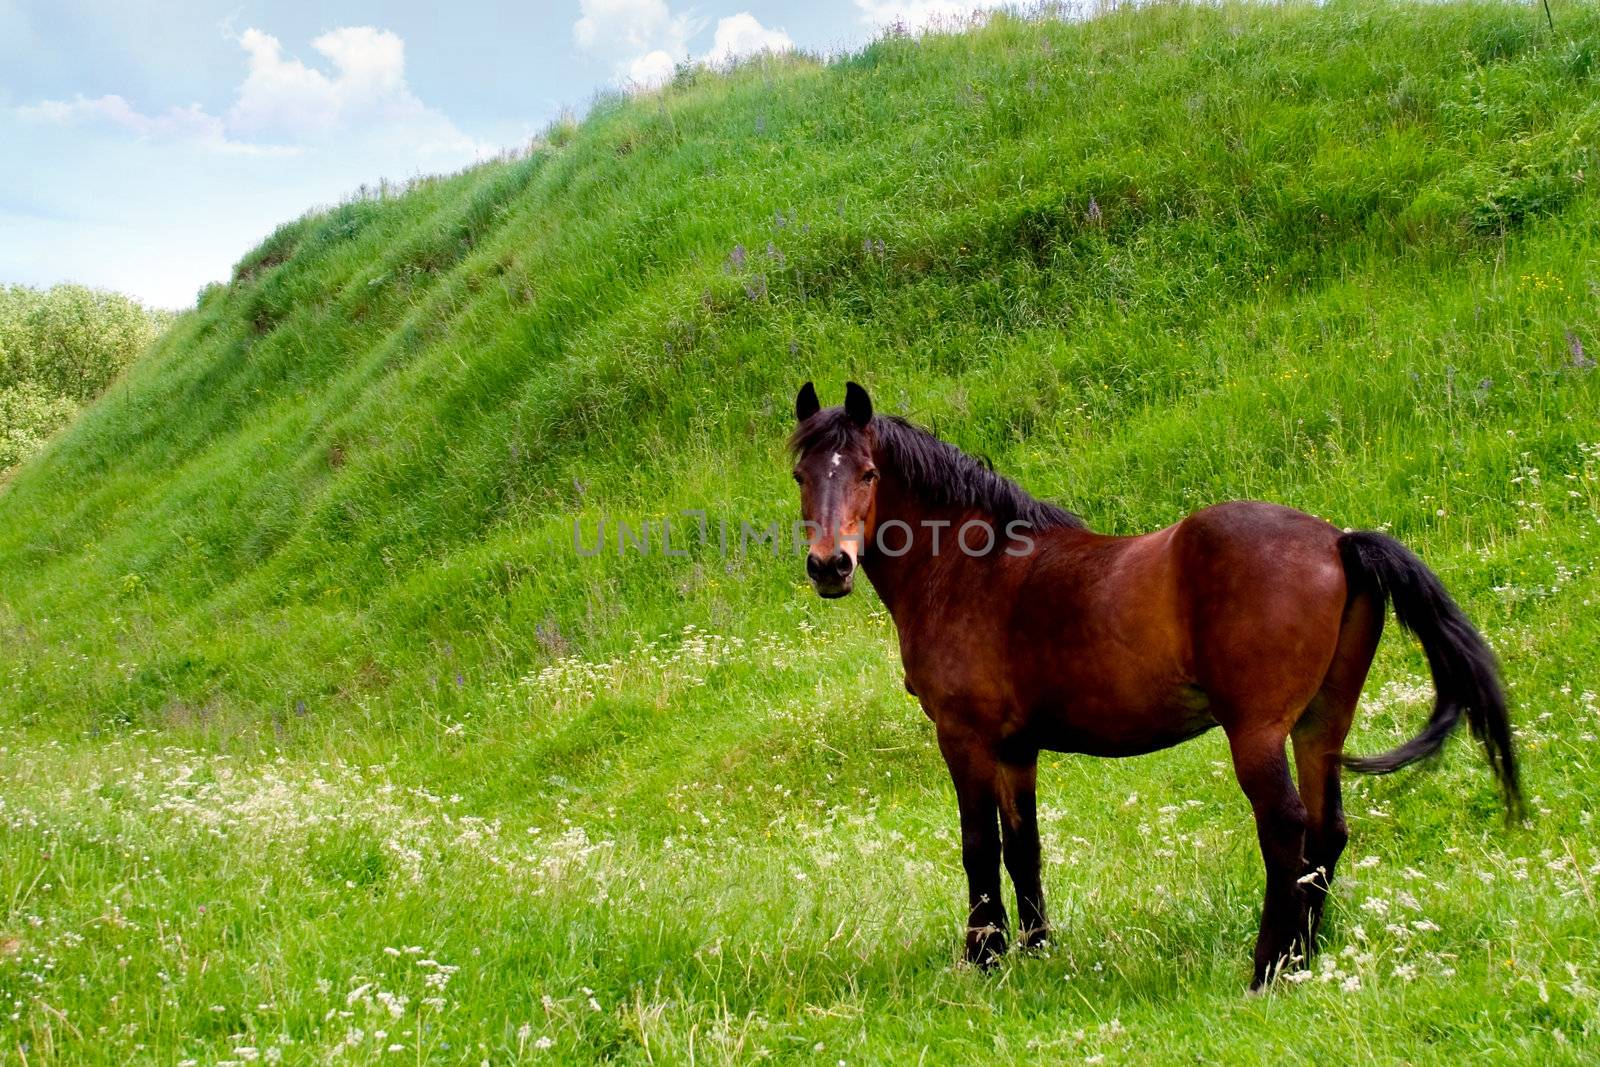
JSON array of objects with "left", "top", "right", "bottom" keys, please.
[{"left": 830, "top": 452, "right": 842, "bottom": 467}]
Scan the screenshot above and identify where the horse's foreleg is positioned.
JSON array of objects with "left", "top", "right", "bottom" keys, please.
[
  {"left": 1228, "top": 726, "right": 1311, "bottom": 990},
  {"left": 998, "top": 754, "right": 1049, "bottom": 948},
  {"left": 937, "top": 725, "right": 1008, "bottom": 967}
]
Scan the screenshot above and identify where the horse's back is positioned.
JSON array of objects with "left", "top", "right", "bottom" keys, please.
[{"left": 1001, "top": 501, "right": 1351, "bottom": 750}]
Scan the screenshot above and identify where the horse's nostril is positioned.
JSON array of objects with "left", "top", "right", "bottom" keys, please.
[{"left": 807, "top": 553, "right": 854, "bottom": 583}]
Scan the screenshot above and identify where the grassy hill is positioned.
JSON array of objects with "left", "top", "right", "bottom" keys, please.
[{"left": 3, "top": 1, "right": 1600, "bottom": 1061}]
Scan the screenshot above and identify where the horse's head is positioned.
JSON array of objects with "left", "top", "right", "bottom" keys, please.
[{"left": 789, "top": 381, "right": 878, "bottom": 599}]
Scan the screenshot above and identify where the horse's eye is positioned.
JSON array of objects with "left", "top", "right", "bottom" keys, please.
[{"left": 862, "top": 469, "right": 879, "bottom": 484}]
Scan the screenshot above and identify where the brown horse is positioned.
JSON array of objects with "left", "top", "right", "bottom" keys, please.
[{"left": 789, "top": 381, "right": 1520, "bottom": 989}]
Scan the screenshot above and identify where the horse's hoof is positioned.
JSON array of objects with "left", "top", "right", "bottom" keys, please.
[{"left": 963, "top": 930, "right": 1007, "bottom": 970}]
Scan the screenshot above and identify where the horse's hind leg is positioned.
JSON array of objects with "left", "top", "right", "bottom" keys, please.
[
  {"left": 1291, "top": 592, "right": 1382, "bottom": 948},
  {"left": 1290, "top": 710, "right": 1352, "bottom": 950},
  {"left": 1227, "top": 725, "right": 1311, "bottom": 990}
]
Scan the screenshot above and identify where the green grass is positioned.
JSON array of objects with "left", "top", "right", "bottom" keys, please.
[{"left": 4, "top": 0, "right": 1600, "bottom": 1061}]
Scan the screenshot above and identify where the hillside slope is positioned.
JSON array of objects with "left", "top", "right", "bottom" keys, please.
[{"left": 3, "top": 2, "right": 1600, "bottom": 1062}]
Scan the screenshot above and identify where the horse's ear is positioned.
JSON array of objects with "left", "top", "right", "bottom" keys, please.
[
  {"left": 844, "top": 381, "right": 873, "bottom": 427},
  {"left": 795, "top": 381, "right": 820, "bottom": 422}
]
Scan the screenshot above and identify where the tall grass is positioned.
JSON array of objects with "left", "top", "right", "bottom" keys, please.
[{"left": 2, "top": 1, "right": 1599, "bottom": 1062}]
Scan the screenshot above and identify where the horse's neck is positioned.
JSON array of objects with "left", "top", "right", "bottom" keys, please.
[{"left": 859, "top": 475, "right": 986, "bottom": 620}]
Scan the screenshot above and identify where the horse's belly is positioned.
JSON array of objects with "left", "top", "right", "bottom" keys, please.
[{"left": 1034, "top": 685, "right": 1219, "bottom": 757}]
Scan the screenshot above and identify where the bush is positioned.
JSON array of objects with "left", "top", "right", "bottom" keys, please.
[
  {"left": 0, "top": 283, "right": 170, "bottom": 469},
  {"left": 0, "top": 380, "right": 79, "bottom": 470}
]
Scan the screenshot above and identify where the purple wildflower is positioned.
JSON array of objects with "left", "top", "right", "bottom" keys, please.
[{"left": 1568, "top": 330, "right": 1594, "bottom": 369}]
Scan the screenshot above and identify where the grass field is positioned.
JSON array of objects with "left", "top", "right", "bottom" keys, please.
[{"left": 4, "top": 1, "right": 1600, "bottom": 1061}]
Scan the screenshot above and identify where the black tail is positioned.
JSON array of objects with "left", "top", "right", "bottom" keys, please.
[{"left": 1338, "top": 531, "right": 1523, "bottom": 820}]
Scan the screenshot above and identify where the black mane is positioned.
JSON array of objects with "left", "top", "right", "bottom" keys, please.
[{"left": 789, "top": 410, "right": 1086, "bottom": 531}]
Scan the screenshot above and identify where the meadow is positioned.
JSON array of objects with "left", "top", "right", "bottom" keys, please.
[{"left": 3, "top": 1, "right": 1600, "bottom": 1061}]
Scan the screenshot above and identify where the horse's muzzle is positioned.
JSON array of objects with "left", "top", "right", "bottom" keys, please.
[{"left": 807, "top": 551, "right": 855, "bottom": 598}]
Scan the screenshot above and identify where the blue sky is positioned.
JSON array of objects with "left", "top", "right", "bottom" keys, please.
[{"left": 2, "top": 1, "right": 1005, "bottom": 308}]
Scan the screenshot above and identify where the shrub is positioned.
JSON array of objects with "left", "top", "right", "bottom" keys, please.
[
  {"left": 0, "top": 380, "right": 79, "bottom": 470},
  {"left": 0, "top": 283, "right": 170, "bottom": 469}
]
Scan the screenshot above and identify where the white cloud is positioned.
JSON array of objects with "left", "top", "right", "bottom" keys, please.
[
  {"left": 227, "top": 27, "right": 480, "bottom": 156},
  {"left": 17, "top": 26, "right": 484, "bottom": 159},
  {"left": 573, "top": 3, "right": 792, "bottom": 92},
  {"left": 854, "top": 0, "right": 1010, "bottom": 33},
  {"left": 20, "top": 94, "right": 208, "bottom": 137},
  {"left": 625, "top": 50, "right": 678, "bottom": 91},
  {"left": 17, "top": 94, "right": 292, "bottom": 156},
  {"left": 574, "top": 0, "right": 696, "bottom": 64},
  {"left": 705, "top": 13, "right": 794, "bottom": 66}
]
